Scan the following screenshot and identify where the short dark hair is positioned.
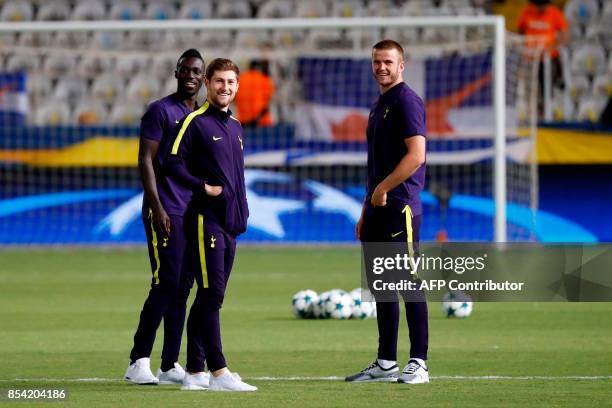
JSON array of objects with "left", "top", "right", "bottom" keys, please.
[
  {"left": 372, "top": 39, "right": 404, "bottom": 60},
  {"left": 177, "top": 48, "right": 204, "bottom": 68},
  {"left": 205, "top": 58, "right": 240, "bottom": 80}
]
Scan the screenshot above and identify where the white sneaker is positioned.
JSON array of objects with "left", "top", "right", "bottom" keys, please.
[
  {"left": 209, "top": 370, "right": 257, "bottom": 392},
  {"left": 156, "top": 362, "right": 186, "bottom": 385},
  {"left": 345, "top": 360, "right": 399, "bottom": 382},
  {"left": 397, "top": 359, "right": 429, "bottom": 384},
  {"left": 180, "top": 372, "right": 210, "bottom": 391},
  {"left": 124, "top": 357, "right": 159, "bottom": 385}
]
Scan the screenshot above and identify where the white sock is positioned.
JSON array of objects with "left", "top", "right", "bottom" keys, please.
[
  {"left": 410, "top": 358, "right": 427, "bottom": 369},
  {"left": 377, "top": 358, "right": 397, "bottom": 369}
]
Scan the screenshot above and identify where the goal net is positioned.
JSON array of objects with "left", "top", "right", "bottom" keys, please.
[{"left": 0, "top": 17, "right": 538, "bottom": 244}]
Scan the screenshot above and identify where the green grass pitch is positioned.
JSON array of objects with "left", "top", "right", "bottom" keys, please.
[{"left": 0, "top": 247, "right": 611, "bottom": 407}]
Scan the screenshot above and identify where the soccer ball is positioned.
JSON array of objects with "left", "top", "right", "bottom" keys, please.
[
  {"left": 350, "top": 288, "right": 375, "bottom": 319},
  {"left": 442, "top": 291, "right": 473, "bottom": 318},
  {"left": 313, "top": 290, "right": 331, "bottom": 318},
  {"left": 325, "top": 290, "right": 353, "bottom": 320},
  {"left": 292, "top": 289, "right": 319, "bottom": 318}
]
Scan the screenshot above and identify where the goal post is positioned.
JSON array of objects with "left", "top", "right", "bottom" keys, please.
[{"left": 0, "top": 16, "right": 538, "bottom": 244}]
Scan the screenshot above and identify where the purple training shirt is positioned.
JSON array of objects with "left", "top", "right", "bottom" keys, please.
[
  {"left": 366, "top": 82, "right": 427, "bottom": 215},
  {"left": 140, "top": 93, "right": 195, "bottom": 216}
]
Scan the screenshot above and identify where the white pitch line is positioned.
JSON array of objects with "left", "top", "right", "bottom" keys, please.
[{"left": 1, "top": 375, "right": 611, "bottom": 383}]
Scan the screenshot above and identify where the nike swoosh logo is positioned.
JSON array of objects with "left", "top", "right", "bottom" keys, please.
[
  {"left": 391, "top": 231, "right": 403, "bottom": 238},
  {"left": 212, "top": 136, "right": 222, "bottom": 141}
]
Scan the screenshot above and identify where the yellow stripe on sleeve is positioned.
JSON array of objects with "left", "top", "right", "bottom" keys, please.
[
  {"left": 197, "top": 214, "right": 209, "bottom": 288},
  {"left": 148, "top": 208, "right": 160, "bottom": 285},
  {"left": 171, "top": 101, "right": 209, "bottom": 155}
]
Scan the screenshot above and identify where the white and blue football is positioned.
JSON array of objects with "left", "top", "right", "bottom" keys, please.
[
  {"left": 442, "top": 291, "right": 473, "bottom": 318},
  {"left": 292, "top": 289, "right": 319, "bottom": 318}
]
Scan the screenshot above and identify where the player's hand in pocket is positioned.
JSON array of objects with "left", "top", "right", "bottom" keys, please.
[{"left": 204, "top": 183, "right": 223, "bottom": 197}]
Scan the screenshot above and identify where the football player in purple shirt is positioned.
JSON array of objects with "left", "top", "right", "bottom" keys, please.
[
  {"left": 346, "top": 40, "right": 430, "bottom": 385},
  {"left": 125, "top": 49, "right": 204, "bottom": 385},
  {"left": 163, "top": 58, "right": 255, "bottom": 392}
]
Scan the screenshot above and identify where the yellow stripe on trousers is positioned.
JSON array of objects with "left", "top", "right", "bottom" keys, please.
[
  {"left": 198, "top": 214, "right": 209, "bottom": 288},
  {"left": 402, "top": 204, "right": 417, "bottom": 278},
  {"left": 148, "top": 208, "right": 160, "bottom": 285},
  {"left": 402, "top": 205, "right": 414, "bottom": 258}
]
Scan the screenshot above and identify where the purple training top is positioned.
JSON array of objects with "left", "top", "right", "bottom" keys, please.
[
  {"left": 140, "top": 93, "right": 195, "bottom": 216},
  {"left": 366, "top": 82, "right": 427, "bottom": 215},
  {"left": 163, "top": 101, "right": 249, "bottom": 237}
]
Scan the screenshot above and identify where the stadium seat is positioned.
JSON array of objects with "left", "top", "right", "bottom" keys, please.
[
  {"left": 307, "top": 28, "right": 350, "bottom": 49},
  {"left": 295, "top": 0, "right": 328, "bottom": 18},
  {"left": 257, "top": 0, "right": 294, "bottom": 18},
  {"left": 384, "top": 27, "right": 420, "bottom": 45},
  {"left": 576, "top": 96, "right": 607, "bottom": 122},
  {"left": 109, "top": 102, "right": 143, "bottom": 124},
  {"left": 346, "top": 28, "right": 379, "bottom": 49},
  {"left": 603, "top": 1, "right": 612, "bottom": 22},
  {"left": 0, "top": 33, "right": 16, "bottom": 48},
  {"left": 18, "top": 32, "right": 54, "bottom": 48},
  {"left": 0, "top": 1, "right": 33, "bottom": 21},
  {"left": 92, "top": 73, "right": 125, "bottom": 104},
  {"left": 27, "top": 74, "right": 53, "bottom": 100},
  {"left": 235, "top": 30, "right": 272, "bottom": 49},
  {"left": 162, "top": 76, "right": 177, "bottom": 97},
  {"left": 550, "top": 90, "right": 575, "bottom": 121},
  {"left": 126, "top": 74, "right": 160, "bottom": 105},
  {"left": 331, "top": 0, "right": 364, "bottom": 18},
  {"left": 37, "top": 0, "right": 70, "bottom": 21},
  {"left": 144, "top": 1, "right": 176, "bottom": 20},
  {"left": 365, "top": 0, "right": 400, "bottom": 17},
  {"left": 175, "top": 29, "right": 234, "bottom": 51},
  {"left": 42, "top": 54, "right": 77, "bottom": 79},
  {"left": 177, "top": 1, "right": 213, "bottom": 19},
  {"left": 564, "top": 0, "right": 599, "bottom": 27},
  {"left": 152, "top": 54, "right": 177, "bottom": 81},
  {"left": 77, "top": 55, "right": 112, "bottom": 79},
  {"left": 454, "top": 5, "right": 485, "bottom": 16},
  {"left": 109, "top": 0, "right": 142, "bottom": 20},
  {"left": 216, "top": 0, "right": 251, "bottom": 19},
  {"left": 115, "top": 55, "right": 150, "bottom": 78},
  {"left": 271, "top": 29, "right": 306, "bottom": 49},
  {"left": 91, "top": 31, "right": 124, "bottom": 50},
  {"left": 52, "top": 75, "right": 88, "bottom": 102},
  {"left": 54, "top": 31, "right": 90, "bottom": 48},
  {"left": 422, "top": 5, "right": 456, "bottom": 44},
  {"left": 5, "top": 52, "right": 41, "bottom": 72},
  {"left": 567, "top": 75, "right": 591, "bottom": 101},
  {"left": 72, "top": 99, "right": 108, "bottom": 125},
  {"left": 275, "top": 81, "right": 297, "bottom": 123},
  {"left": 449, "top": 0, "right": 473, "bottom": 13},
  {"left": 401, "top": 0, "right": 428, "bottom": 17},
  {"left": 584, "top": 24, "right": 601, "bottom": 42},
  {"left": 72, "top": 0, "right": 106, "bottom": 20},
  {"left": 570, "top": 43, "right": 607, "bottom": 76},
  {"left": 592, "top": 74, "right": 612, "bottom": 97},
  {"left": 34, "top": 99, "right": 71, "bottom": 125},
  {"left": 569, "top": 23, "right": 585, "bottom": 42},
  {"left": 124, "top": 30, "right": 166, "bottom": 50}
]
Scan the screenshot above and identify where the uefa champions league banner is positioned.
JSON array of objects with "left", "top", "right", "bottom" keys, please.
[
  {"left": 295, "top": 52, "right": 518, "bottom": 141},
  {"left": 0, "top": 125, "right": 597, "bottom": 244}
]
